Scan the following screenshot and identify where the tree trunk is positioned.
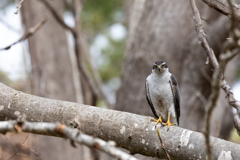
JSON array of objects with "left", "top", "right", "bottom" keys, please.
[
  {"left": 19, "top": 0, "right": 93, "bottom": 159},
  {"left": 21, "top": 1, "right": 76, "bottom": 101},
  {"left": 116, "top": 2, "right": 237, "bottom": 160}
]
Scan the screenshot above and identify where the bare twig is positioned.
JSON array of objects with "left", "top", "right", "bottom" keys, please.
[
  {"left": 39, "top": 0, "right": 75, "bottom": 33},
  {"left": 15, "top": 0, "right": 25, "bottom": 14},
  {"left": 4, "top": 136, "right": 15, "bottom": 152},
  {"left": 157, "top": 128, "right": 171, "bottom": 160},
  {"left": 0, "top": 121, "right": 137, "bottom": 160},
  {"left": 7, "top": 133, "right": 29, "bottom": 160},
  {"left": 204, "top": 67, "right": 221, "bottom": 160},
  {"left": 190, "top": 0, "right": 218, "bottom": 69},
  {"left": 39, "top": 0, "right": 112, "bottom": 107},
  {"left": 0, "top": 17, "right": 47, "bottom": 50}
]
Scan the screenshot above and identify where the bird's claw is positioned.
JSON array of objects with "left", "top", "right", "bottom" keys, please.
[
  {"left": 163, "top": 115, "right": 175, "bottom": 130},
  {"left": 152, "top": 116, "right": 162, "bottom": 127}
]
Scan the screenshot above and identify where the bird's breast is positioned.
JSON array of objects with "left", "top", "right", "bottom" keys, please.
[{"left": 147, "top": 74, "right": 174, "bottom": 118}]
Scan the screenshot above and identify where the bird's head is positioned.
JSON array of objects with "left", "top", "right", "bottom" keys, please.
[{"left": 152, "top": 61, "right": 169, "bottom": 74}]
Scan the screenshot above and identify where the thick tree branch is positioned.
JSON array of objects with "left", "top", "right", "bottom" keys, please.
[
  {"left": 0, "top": 121, "right": 136, "bottom": 160},
  {"left": 0, "top": 83, "right": 239, "bottom": 160},
  {"left": 202, "top": 0, "right": 240, "bottom": 22}
]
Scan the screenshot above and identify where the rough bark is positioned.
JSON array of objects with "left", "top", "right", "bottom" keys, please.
[
  {"left": 116, "top": 0, "right": 237, "bottom": 142},
  {"left": 19, "top": 0, "right": 93, "bottom": 159},
  {"left": 0, "top": 83, "right": 239, "bottom": 160}
]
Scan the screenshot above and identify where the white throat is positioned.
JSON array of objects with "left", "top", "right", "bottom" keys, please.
[{"left": 150, "top": 70, "right": 171, "bottom": 85}]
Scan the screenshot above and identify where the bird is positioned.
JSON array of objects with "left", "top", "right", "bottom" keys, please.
[{"left": 145, "top": 61, "right": 180, "bottom": 129}]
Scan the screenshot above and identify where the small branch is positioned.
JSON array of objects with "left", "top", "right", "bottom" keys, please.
[
  {"left": 201, "top": 0, "right": 240, "bottom": 22},
  {"left": 39, "top": 0, "right": 75, "bottom": 33},
  {"left": 204, "top": 67, "right": 221, "bottom": 160},
  {"left": 0, "top": 121, "right": 137, "bottom": 160},
  {"left": 7, "top": 134, "right": 29, "bottom": 160},
  {"left": 157, "top": 128, "right": 171, "bottom": 160},
  {"left": 15, "top": 0, "right": 25, "bottom": 14},
  {"left": 4, "top": 136, "right": 15, "bottom": 152},
  {"left": 190, "top": 0, "right": 218, "bottom": 69},
  {"left": 0, "top": 17, "right": 47, "bottom": 50}
]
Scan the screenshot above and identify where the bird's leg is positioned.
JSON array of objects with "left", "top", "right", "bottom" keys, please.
[
  {"left": 163, "top": 115, "right": 175, "bottom": 129},
  {"left": 152, "top": 116, "right": 162, "bottom": 126}
]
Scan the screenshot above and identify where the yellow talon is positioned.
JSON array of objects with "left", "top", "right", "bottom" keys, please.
[
  {"left": 163, "top": 115, "right": 175, "bottom": 129},
  {"left": 152, "top": 116, "right": 162, "bottom": 126}
]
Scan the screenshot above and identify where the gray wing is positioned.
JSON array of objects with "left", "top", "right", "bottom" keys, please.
[
  {"left": 170, "top": 74, "right": 180, "bottom": 125},
  {"left": 145, "top": 80, "right": 159, "bottom": 119}
]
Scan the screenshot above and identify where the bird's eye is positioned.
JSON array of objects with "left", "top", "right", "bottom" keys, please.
[
  {"left": 154, "top": 65, "right": 157, "bottom": 69},
  {"left": 162, "top": 65, "right": 165, "bottom": 68}
]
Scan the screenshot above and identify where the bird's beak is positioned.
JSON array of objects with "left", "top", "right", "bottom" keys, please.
[{"left": 158, "top": 66, "right": 161, "bottom": 71}]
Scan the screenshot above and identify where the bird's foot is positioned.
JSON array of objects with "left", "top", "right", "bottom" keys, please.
[
  {"left": 152, "top": 116, "right": 162, "bottom": 126},
  {"left": 163, "top": 115, "right": 175, "bottom": 130}
]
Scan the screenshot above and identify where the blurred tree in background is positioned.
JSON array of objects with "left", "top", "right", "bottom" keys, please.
[
  {"left": 100, "top": 37, "right": 125, "bottom": 83},
  {"left": 81, "top": 0, "right": 125, "bottom": 85},
  {"left": 0, "top": 0, "right": 15, "bottom": 10},
  {"left": 81, "top": 0, "right": 124, "bottom": 40}
]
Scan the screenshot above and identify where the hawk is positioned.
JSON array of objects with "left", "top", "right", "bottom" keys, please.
[{"left": 145, "top": 61, "right": 180, "bottom": 129}]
